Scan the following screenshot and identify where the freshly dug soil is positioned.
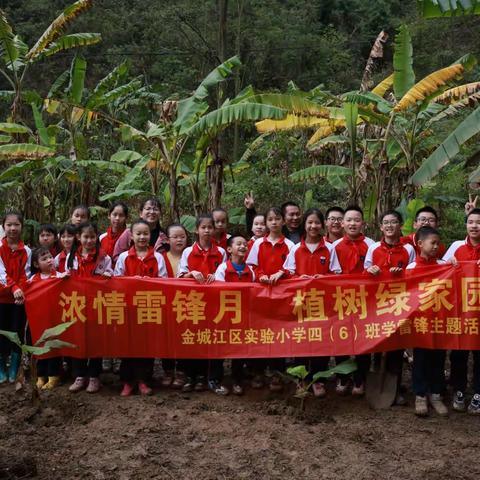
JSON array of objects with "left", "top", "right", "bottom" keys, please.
[{"left": 1, "top": 369, "right": 479, "bottom": 480}]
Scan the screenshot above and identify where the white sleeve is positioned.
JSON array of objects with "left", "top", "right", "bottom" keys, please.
[
  {"left": 406, "top": 262, "right": 416, "bottom": 270},
  {"left": 405, "top": 243, "right": 416, "bottom": 264},
  {"left": 442, "top": 241, "right": 462, "bottom": 262},
  {"left": 65, "top": 253, "right": 77, "bottom": 273},
  {"left": 283, "top": 244, "right": 298, "bottom": 274},
  {"left": 364, "top": 243, "right": 378, "bottom": 269},
  {"left": 24, "top": 246, "right": 31, "bottom": 278},
  {"left": 99, "top": 233, "right": 107, "bottom": 242},
  {"left": 285, "top": 238, "right": 295, "bottom": 252},
  {"left": 219, "top": 247, "right": 227, "bottom": 262},
  {"left": 54, "top": 253, "right": 61, "bottom": 269},
  {"left": 0, "top": 256, "right": 7, "bottom": 285},
  {"left": 113, "top": 252, "right": 127, "bottom": 276},
  {"left": 214, "top": 263, "right": 227, "bottom": 281},
  {"left": 155, "top": 252, "right": 168, "bottom": 278},
  {"left": 96, "top": 255, "right": 113, "bottom": 275},
  {"left": 328, "top": 245, "right": 342, "bottom": 274},
  {"left": 246, "top": 238, "right": 261, "bottom": 266},
  {"left": 177, "top": 247, "right": 192, "bottom": 277}
]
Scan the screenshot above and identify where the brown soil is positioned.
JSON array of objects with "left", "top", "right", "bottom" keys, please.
[{"left": 1, "top": 368, "right": 480, "bottom": 480}]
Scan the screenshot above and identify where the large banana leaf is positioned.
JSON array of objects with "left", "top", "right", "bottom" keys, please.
[
  {"left": 290, "top": 164, "right": 350, "bottom": 183},
  {"left": 91, "top": 61, "right": 129, "bottom": 99},
  {"left": 256, "top": 115, "right": 343, "bottom": 134},
  {"left": 42, "top": 33, "right": 101, "bottom": 57},
  {"left": 91, "top": 76, "right": 142, "bottom": 108},
  {"left": 395, "top": 64, "right": 464, "bottom": 111},
  {"left": 393, "top": 25, "right": 415, "bottom": 100},
  {"left": 69, "top": 55, "right": 86, "bottom": 104},
  {"left": 0, "top": 12, "right": 26, "bottom": 72},
  {"left": 0, "top": 122, "right": 32, "bottom": 134},
  {"left": 410, "top": 105, "right": 480, "bottom": 186},
  {"left": 435, "top": 81, "right": 480, "bottom": 103},
  {"left": 428, "top": 91, "right": 480, "bottom": 123},
  {"left": 371, "top": 73, "right": 394, "bottom": 97},
  {"left": 47, "top": 70, "right": 69, "bottom": 99},
  {"left": 241, "top": 93, "right": 330, "bottom": 117},
  {"left": 26, "top": 0, "right": 94, "bottom": 61},
  {"left": 418, "top": 0, "right": 480, "bottom": 17},
  {"left": 175, "top": 56, "right": 241, "bottom": 133},
  {"left": 187, "top": 103, "right": 286, "bottom": 136},
  {"left": 0, "top": 143, "right": 55, "bottom": 160}
]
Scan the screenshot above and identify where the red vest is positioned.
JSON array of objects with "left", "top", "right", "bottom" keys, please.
[
  {"left": 187, "top": 243, "right": 224, "bottom": 277},
  {"left": 124, "top": 247, "right": 159, "bottom": 277},
  {"left": 223, "top": 260, "right": 254, "bottom": 282},
  {"left": 162, "top": 251, "right": 174, "bottom": 278},
  {"left": 294, "top": 239, "right": 332, "bottom": 276},
  {"left": 101, "top": 226, "right": 125, "bottom": 258},
  {"left": 212, "top": 232, "right": 228, "bottom": 251},
  {"left": 255, "top": 236, "right": 291, "bottom": 277},
  {"left": 450, "top": 237, "right": 480, "bottom": 261},
  {"left": 0, "top": 238, "right": 29, "bottom": 292},
  {"left": 370, "top": 239, "right": 412, "bottom": 271},
  {"left": 334, "top": 235, "right": 370, "bottom": 274},
  {"left": 72, "top": 248, "right": 106, "bottom": 277}
]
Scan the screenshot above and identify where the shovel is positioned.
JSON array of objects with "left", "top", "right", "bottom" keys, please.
[{"left": 366, "top": 353, "right": 397, "bottom": 410}]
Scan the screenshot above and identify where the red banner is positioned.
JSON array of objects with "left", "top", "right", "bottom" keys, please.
[{"left": 23, "top": 262, "right": 480, "bottom": 358}]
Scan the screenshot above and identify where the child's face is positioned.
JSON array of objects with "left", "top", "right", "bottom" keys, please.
[
  {"left": 418, "top": 234, "right": 441, "bottom": 258},
  {"left": 380, "top": 214, "right": 402, "bottom": 240},
  {"left": 284, "top": 205, "right": 301, "bottom": 231},
  {"left": 39, "top": 230, "right": 55, "bottom": 248},
  {"left": 60, "top": 232, "right": 75, "bottom": 251},
  {"left": 342, "top": 210, "right": 363, "bottom": 238},
  {"left": 3, "top": 215, "right": 22, "bottom": 240},
  {"left": 168, "top": 226, "right": 187, "bottom": 253},
  {"left": 132, "top": 223, "right": 150, "bottom": 249},
  {"left": 213, "top": 211, "right": 228, "bottom": 234},
  {"left": 467, "top": 214, "right": 480, "bottom": 242},
  {"left": 35, "top": 251, "right": 54, "bottom": 274},
  {"left": 266, "top": 213, "right": 283, "bottom": 234},
  {"left": 71, "top": 208, "right": 89, "bottom": 226},
  {"left": 326, "top": 210, "right": 344, "bottom": 236},
  {"left": 252, "top": 215, "right": 266, "bottom": 238},
  {"left": 141, "top": 201, "right": 160, "bottom": 225},
  {"left": 78, "top": 228, "right": 97, "bottom": 252},
  {"left": 109, "top": 206, "right": 127, "bottom": 230},
  {"left": 414, "top": 211, "right": 437, "bottom": 230},
  {"left": 228, "top": 237, "right": 248, "bottom": 260},
  {"left": 196, "top": 220, "right": 214, "bottom": 242},
  {"left": 305, "top": 214, "right": 323, "bottom": 240}
]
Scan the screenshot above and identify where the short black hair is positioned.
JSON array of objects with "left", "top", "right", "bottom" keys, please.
[
  {"left": 467, "top": 208, "right": 480, "bottom": 221},
  {"left": 344, "top": 205, "right": 363, "bottom": 218},
  {"left": 415, "top": 226, "right": 440, "bottom": 243},
  {"left": 281, "top": 201, "right": 300, "bottom": 217},
  {"left": 415, "top": 206, "right": 438, "bottom": 221},
  {"left": 380, "top": 210, "right": 403, "bottom": 224},
  {"left": 265, "top": 206, "right": 283, "bottom": 219},
  {"left": 227, "top": 232, "right": 248, "bottom": 247},
  {"left": 325, "top": 206, "right": 345, "bottom": 218}
]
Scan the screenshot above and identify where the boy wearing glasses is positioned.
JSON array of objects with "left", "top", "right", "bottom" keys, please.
[
  {"left": 324, "top": 206, "right": 345, "bottom": 244},
  {"left": 401, "top": 207, "right": 446, "bottom": 258},
  {"left": 364, "top": 210, "right": 416, "bottom": 404}
]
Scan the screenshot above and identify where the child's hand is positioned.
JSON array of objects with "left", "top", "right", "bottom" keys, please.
[
  {"left": 191, "top": 271, "right": 205, "bottom": 284},
  {"left": 312, "top": 274, "right": 324, "bottom": 279},
  {"left": 476, "top": 259, "right": 480, "bottom": 267},
  {"left": 205, "top": 273, "right": 215, "bottom": 284},
  {"left": 13, "top": 289, "right": 24, "bottom": 305},
  {"left": 299, "top": 274, "right": 311, "bottom": 279},
  {"left": 449, "top": 258, "right": 458, "bottom": 267},
  {"left": 367, "top": 265, "right": 381, "bottom": 276},
  {"left": 269, "top": 271, "right": 284, "bottom": 285},
  {"left": 60, "top": 272, "right": 70, "bottom": 279},
  {"left": 244, "top": 191, "right": 255, "bottom": 209},
  {"left": 102, "top": 271, "right": 112, "bottom": 278},
  {"left": 389, "top": 267, "right": 403, "bottom": 274},
  {"left": 465, "top": 194, "right": 478, "bottom": 215},
  {"left": 259, "top": 275, "right": 270, "bottom": 284}
]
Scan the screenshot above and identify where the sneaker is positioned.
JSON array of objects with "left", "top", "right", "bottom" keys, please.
[
  {"left": 429, "top": 393, "right": 448, "bottom": 416},
  {"left": 335, "top": 379, "right": 349, "bottom": 396},
  {"left": 120, "top": 383, "right": 134, "bottom": 397},
  {"left": 42, "top": 376, "right": 60, "bottom": 390},
  {"left": 161, "top": 371, "right": 173, "bottom": 388},
  {"left": 102, "top": 358, "right": 113, "bottom": 372},
  {"left": 36, "top": 376, "right": 47, "bottom": 389},
  {"left": 312, "top": 382, "right": 327, "bottom": 398},
  {"left": 194, "top": 376, "right": 207, "bottom": 392},
  {"left": 251, "top": 375, "right": 264, "bottom": 389},
  {"left": 269, "top": 375, "right": 283, "bottom": 393},
  {"left": 452, "top": 391, "right": 466, "bottom": 412},
  {"left": 182, "top": 378, "right": 194, "bottom": 393},
  {"left": 86, "top": 377, "right": 101, "bottom": 394},
  {"left": 415, "top": 395, "right": 428, "bottom": 417},
  {"left": 69, "top": 376, "right": 88, "bottom": 393},
  {"left": 138, "top": 381, "right": 153, "bottom": 396},
  {"left": 172, "top": 372, "right": 186, "bottom": 390},
  {"left": 232, "top": 384, "right": 244, "bottom": 396},
  {"left": 208, "top": 379, "right": 229, "bottom": 396},
  {"left": 351, "top": 383, "right": 365, "bottom": 397},
  {"left": 468, "top": 393, "right": 480, "bottom": 415}
]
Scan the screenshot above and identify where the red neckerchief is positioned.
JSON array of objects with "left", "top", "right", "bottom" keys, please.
[
  {"left": 0, "top": 238, "right": 28, "bottom": 283},
  {"left": 415, "top": 255, "right": 438, "bottom": 267},
  {"left": 57, "top": 250, "right": 67, "bottom": 273},
  {"left": 162, "top": 251, "right": 174, "bottom": 278},
  {"left": 101, "top": 226, "right": 125, "bottom": 257},
  {"left": 125, "top": 246, "right": 158, "bottom": 277},
  {"left": 465, "top": 236, "right": 480, "bottom": 259},
  {"left": 75, "top": 247, "right": 104, "bottom": 277}
]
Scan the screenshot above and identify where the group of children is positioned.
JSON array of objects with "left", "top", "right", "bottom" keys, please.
[{"left": 0, "top": 194, "right": 479, "bottom": 418}]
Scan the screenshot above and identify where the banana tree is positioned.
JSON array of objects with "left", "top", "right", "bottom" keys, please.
[
  {"left": 0, "top": 0, "right": 100, "bottom": 122},
  {"left": 418, "top": 0, "right": 480, "bottom": 17}
]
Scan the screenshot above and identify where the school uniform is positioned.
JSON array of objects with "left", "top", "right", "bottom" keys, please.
[
  {"left": 114, "top": 247, "right": 166, "bottom": 384},
  {"left": 54, "top": 251, "right": 68, "bottom": 273},
  {"left": 66, "top": 248, "right": 113, "bottom": 379},
  {"left": 29, "top": 271, "right": 65, "bottom": 378},
  {"left": 212, "top": 232, "right": 231, "bottom": 251},
  {"left": 100, "top": 227, "right": 126, "bottom": 259},
  {"left": 443, "top": 238, "right": 480, "bottom": 396},
  {"left": 406, "top": 258, "right": 447, "bottom": 397},
  {"left": 178, "top": 242, "right": 227, "bottom": 383},
  {"left": 401, "top": 232, "right": 446, "bottom": 259},
  {"left": 333, "top": 235, "right": 375, "bottom": 386},
  {"left": 0, "top": 239, "right": 31, "bottom": 357},
  {"left": 215, "top": 260, "right": 255, "bottom": 385}
]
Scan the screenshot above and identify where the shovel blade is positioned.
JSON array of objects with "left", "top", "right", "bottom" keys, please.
[{"left": 365, "top": 370, "right": 397, "bottom": 410}]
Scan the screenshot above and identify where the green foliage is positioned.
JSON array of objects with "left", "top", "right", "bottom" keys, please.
[{"left": 393, "top": 25, "right": 415, "bottom": 99}]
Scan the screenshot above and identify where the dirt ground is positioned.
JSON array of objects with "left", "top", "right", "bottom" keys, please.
[{"left": 1, "top": 363, "right": 480, "bottom": 480}]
